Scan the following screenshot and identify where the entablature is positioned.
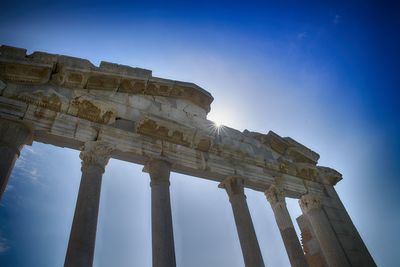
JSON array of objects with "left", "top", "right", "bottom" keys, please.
[{"left": 0, "top": 45, "right": 343, "bottom": 197}]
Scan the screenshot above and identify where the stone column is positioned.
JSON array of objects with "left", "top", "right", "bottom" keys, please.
[
  {"left": 299, "top": 194, "right": 350, "bottom": 267},
  {"left": 265, "top": 185, "right": 308, "bottom": 267},
  {"left": 220, "top": 177, "right": 265, "bottom": 267},
  {"left": 64, "top": 141, "right": 114, "bottom": 267},
  {"left": 147, "top": 159, "right": 176, "bottom": 267},
  {"left": 0, "top": 119, "right": 33, "bottom": 199}
]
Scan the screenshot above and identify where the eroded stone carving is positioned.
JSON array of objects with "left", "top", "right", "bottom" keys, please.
[
  {"left": 219, "top": 176, "right": 245, "bottom": 198},
  {"left": 137, "top": 117, "right": 191, "bottom": 146},
  {"left": 11, "top": 89, "right": 68, "bottom": 113},
  {"left": 295, "top": 163, "right": 318, "bottom": 181},
  {"left": 135, "top": 116, "right": 213, "bottom": 152},
  {"left": 69, "top": 97, "right": 116, "bottom": 124},
  {"left": 317, "top": 166, "right": 342, "bottom": 185},
  {"left": 244, "top": 130, "right": 319, "bottom": 165},
  {"left": 0, "top": 46, "right": 54, "bottom": 84},
  {"left": 0, "top": 62, "right": 52, "bottom": 85},
  {"left": 299, "top": 194, "right": 322, "bottom": 214},
  {"left": 80, "top": 141, "right": 115, "bottom": 171},
  {"left": 265, "top": 185, "right": 285, "bottom": 206}
]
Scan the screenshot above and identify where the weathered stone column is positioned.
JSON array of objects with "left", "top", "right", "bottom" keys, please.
[
  {"left": 147, "top": 158, "right": 176, "bottom": 267},
  {"left": 299, "top": 194, "right": 350, "bottom": 267},
  {"left": 220, "top": 177, "right": 265, "bottom": 267},
  {"left": 0, "top": 119, "right": 33, "bottom": 199},
  {"left": 265, "top": 185, "right": 308, "bottom": 267},
  {"left": 64, "top": 141, "right": 114, "bottom": 267}
]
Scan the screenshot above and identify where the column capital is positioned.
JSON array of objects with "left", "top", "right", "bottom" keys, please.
[
  {"left": 265, "top": 185, "right": 286, "bottom": 207},
  {"left": 299, "top": 194, "right": 322, "bottom": 214},
  {"left": 219, "top": 176, "right": 245, "bottom": 199},
  {"left": 80, "top": 141, "right": 114, "bottom": 172},
  {"left": 146, "top": 158, "right": 172, "bottom": 186}
]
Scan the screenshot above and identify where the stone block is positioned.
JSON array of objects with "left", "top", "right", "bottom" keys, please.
[
  {"left": 0, "top": 45, "right": 27, "bottom": 58},
  {"left": 99, "top": 61, "right": 151, "bottom": 78}
]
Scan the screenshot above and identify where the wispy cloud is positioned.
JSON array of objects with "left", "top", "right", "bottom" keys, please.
[
  {"left": 23, "top": 146, "right": 39, "bottom": 155},
  {"left": 4, "top": 184, "right": 14, "bottom": 193},
  {"left": 333, "top": 14, "right": 340, "bottom": 25},
  {"left": 29, "top": 168, "right": 39, "bottom": 182},
  {"left": 12, "top": 153, "right": 44, "bottom": 186},
  {"left": 0, "top": 236, "right": 9, "bottom": 253},
  {"left": 297, "top": 31, "right": 307, "bottom": 40}
]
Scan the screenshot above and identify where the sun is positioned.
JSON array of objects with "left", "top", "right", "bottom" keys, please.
[
  {"left": 207, "top": 110, "right": 232, "bottom": 135},
  {"left": 213, "top": 120, "right": 223, "bottom": 128},
  {"left": 207, "top": 119, "right": 226, "bottom": 135}
]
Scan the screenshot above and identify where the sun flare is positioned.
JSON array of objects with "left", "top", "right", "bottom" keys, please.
[
  {"left": 213, "top": 120, "right": 223, "bottom": 128},
  {"left": 208, "top": 120, "right": 226, "bottom": 135}
]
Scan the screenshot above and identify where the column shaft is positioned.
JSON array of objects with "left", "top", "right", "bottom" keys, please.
[
  {"left": 148, "top": 159, "right": 176, "bottom": 267},
  {"left": 221, "top": 177, "right": 265, "bottom": 267},
  {"left": 300, "top": 194, "right": 350, "bottom": 267},
  {"left": 64, "top": 141, "right": 113, "bottom": 267},
  {"left": 266, "top": 186, "right": 308, "bottom": 267},
  {"left": 0, "top": 119, "right": 33, "bottom": 199}
]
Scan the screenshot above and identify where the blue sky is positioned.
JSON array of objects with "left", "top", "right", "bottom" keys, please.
[{"left": 0, "top": 1, "right": 399, "bottom": 266}]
